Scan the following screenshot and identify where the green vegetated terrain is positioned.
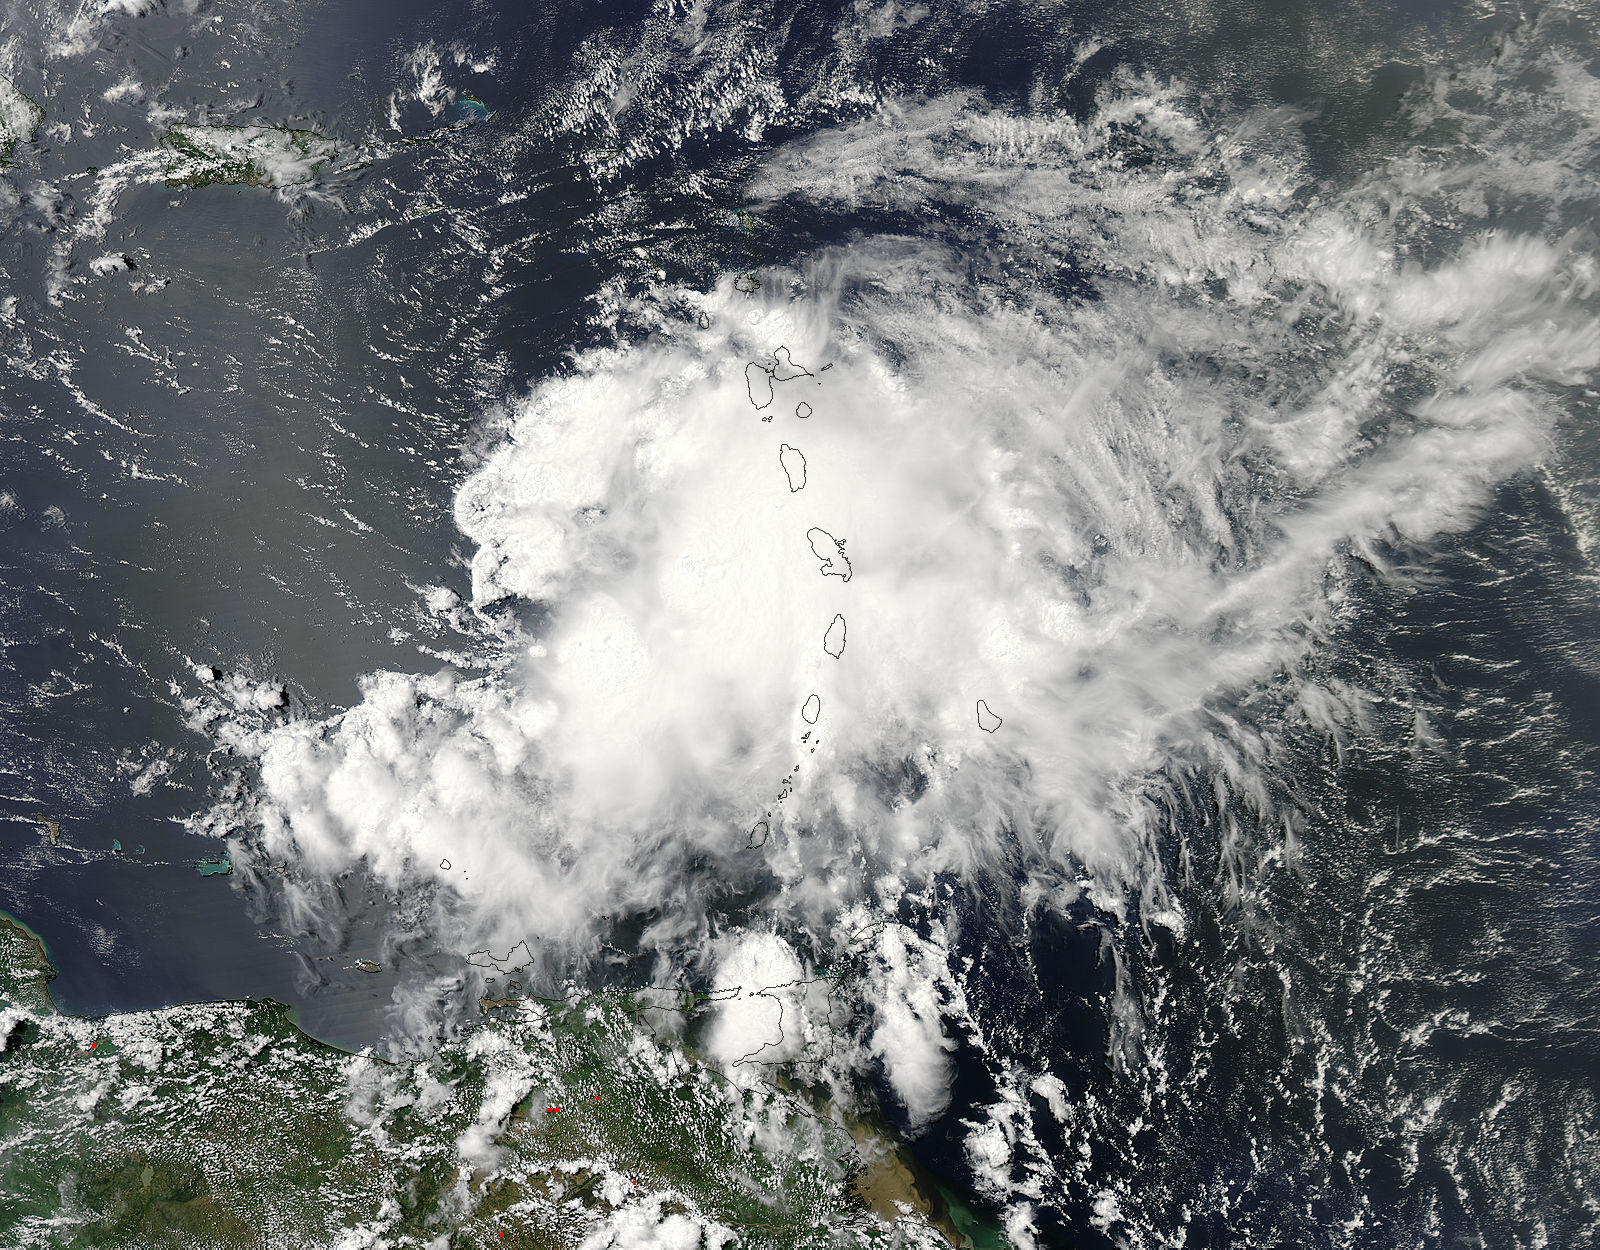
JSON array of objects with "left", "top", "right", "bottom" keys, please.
[
  {"left": 161, "top": 124, "right": 342, "bottom": 188},
  {"left": 0, "top": 919, "right": 959, "bottom": 1248},
  {"left": 0, "top": 76, "right": 44, "bottom": 165}
]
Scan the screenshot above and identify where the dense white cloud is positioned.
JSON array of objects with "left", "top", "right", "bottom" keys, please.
[
  {"left": 703, "top": 932, "right": 806, "bottom": 1068},
  {"left": 578, "top": 1192, "right": 734, "bottom": 1250},
  {"left": 199, "top": 66, "right": 1598, "bottom": 1095},
  {"left": 99, "top": 76, "right": 143, "bottom": 104},
  {"left": 702, "top": 929, "right": 844, "bottom": 1072}
]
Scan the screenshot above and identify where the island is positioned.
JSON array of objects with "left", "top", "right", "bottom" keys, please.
[
  {"left": 806, "top": 527, "right": 853, "bottom": 582},
  {"left": 744, "top": 346, "right": 814, "bottom": 412},
  {"left": 802, "top": 694, "right": 821, "bottom": 725},
  {"left": 976, "top": 700, "right": 1003, "bottom": 733},
  {"left": 745, "top": 360, "right": 776, "bottom": 410},
  {"left": 466, "top": 939, "right": 534, "bottom": 974},
  {"left": 823, "top": 613, "right": 847, "bottom": 658},
  {"left": 161, "top": 124, "right": 341, "bottom": 188},
  {"left": 769, "top": 347, "right": 811, "bottom": 381},
  {"left": 779, "top": 443, "right": 807, "bottom": 492}
]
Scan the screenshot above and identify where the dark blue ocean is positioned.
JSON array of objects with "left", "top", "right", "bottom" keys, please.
[{"left": 1, "top": 1, "right": 1597, "bottom": 1245}]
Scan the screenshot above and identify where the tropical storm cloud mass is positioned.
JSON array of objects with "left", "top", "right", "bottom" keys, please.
[
  {"left": 208, "top": 67, "right": 1589, "bottom": 971},
  {"left": 4, "top": 0, "right": 1600, "bottom": 1246}
]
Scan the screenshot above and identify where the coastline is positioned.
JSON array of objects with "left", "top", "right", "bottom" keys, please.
[
  {"left": 0, "top": 906, "right": 50, "bottom": 958},
  {"left": 0, "top": 909, "right": 360, "bottom": 1061},
  {"left": 0, "top": 909, "right": 58, "bottom": 1016},
  {"left": 0, "top": 914, "right": 997, "bottom": 1244}
]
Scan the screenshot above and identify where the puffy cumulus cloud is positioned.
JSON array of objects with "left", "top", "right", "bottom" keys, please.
[
  {"left": 43, "top": 0, "right": 174, "bottom": 58},
  {"left": 865, "top": 923, "right": 960, "bottom": 1129},
  {"left": 578, "top": 1191, "right": 735, "bottom": 1250},
  {"left": 454, "top": 1028, "right": 539, "bottom": 1172},
  {"left": 205, "top": 68, "right": 1598, "bottom": 1062},
  {"left": 99, "top": 76, "right": 144, "bottom": 104},
  {"left": 385, "top": 40, "right": 499, "bottom": 132},
  {"left": 0, "top": 1007, "right": 31, "bottom": 1051}
]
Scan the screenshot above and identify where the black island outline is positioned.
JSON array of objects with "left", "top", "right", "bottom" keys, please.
[
  {"left": 806, "top": 527, "right": 852, "bottom": 582},
  {"left": 745, "top": 345, "right": 814, "bottom": 411},
  {"left": 823, "top": 613, "right": 846, "bottom": 658},
  {"left": 779, "top": 443, "right": 807, "bottom": 492}
]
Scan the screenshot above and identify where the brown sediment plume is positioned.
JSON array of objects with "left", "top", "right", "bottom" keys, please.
[
  {"left": 0, "top": 913, "right": 58, "bottom": 1015},
  {"left": 847, "top": 1118, "right": 969, "bottom": 1247}
]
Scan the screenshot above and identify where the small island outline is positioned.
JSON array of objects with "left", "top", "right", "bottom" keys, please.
[{"left": 805, "top": 527, "right": 852, "bottom": 582}]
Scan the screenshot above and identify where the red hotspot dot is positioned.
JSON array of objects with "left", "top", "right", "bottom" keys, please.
[{"left": 89, "top": 1042, "right": 96, "bottom": 1049}]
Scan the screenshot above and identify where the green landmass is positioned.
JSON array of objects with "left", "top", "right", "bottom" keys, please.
[
  {"left": 0, "top": 76, "right": 44, "bottom": 166},
  {"left": 0, "top": 919, "right": 956, "bottom": 1248},
  {"left": 161, "top": 124, "right": 341, "bottom": 189}
]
